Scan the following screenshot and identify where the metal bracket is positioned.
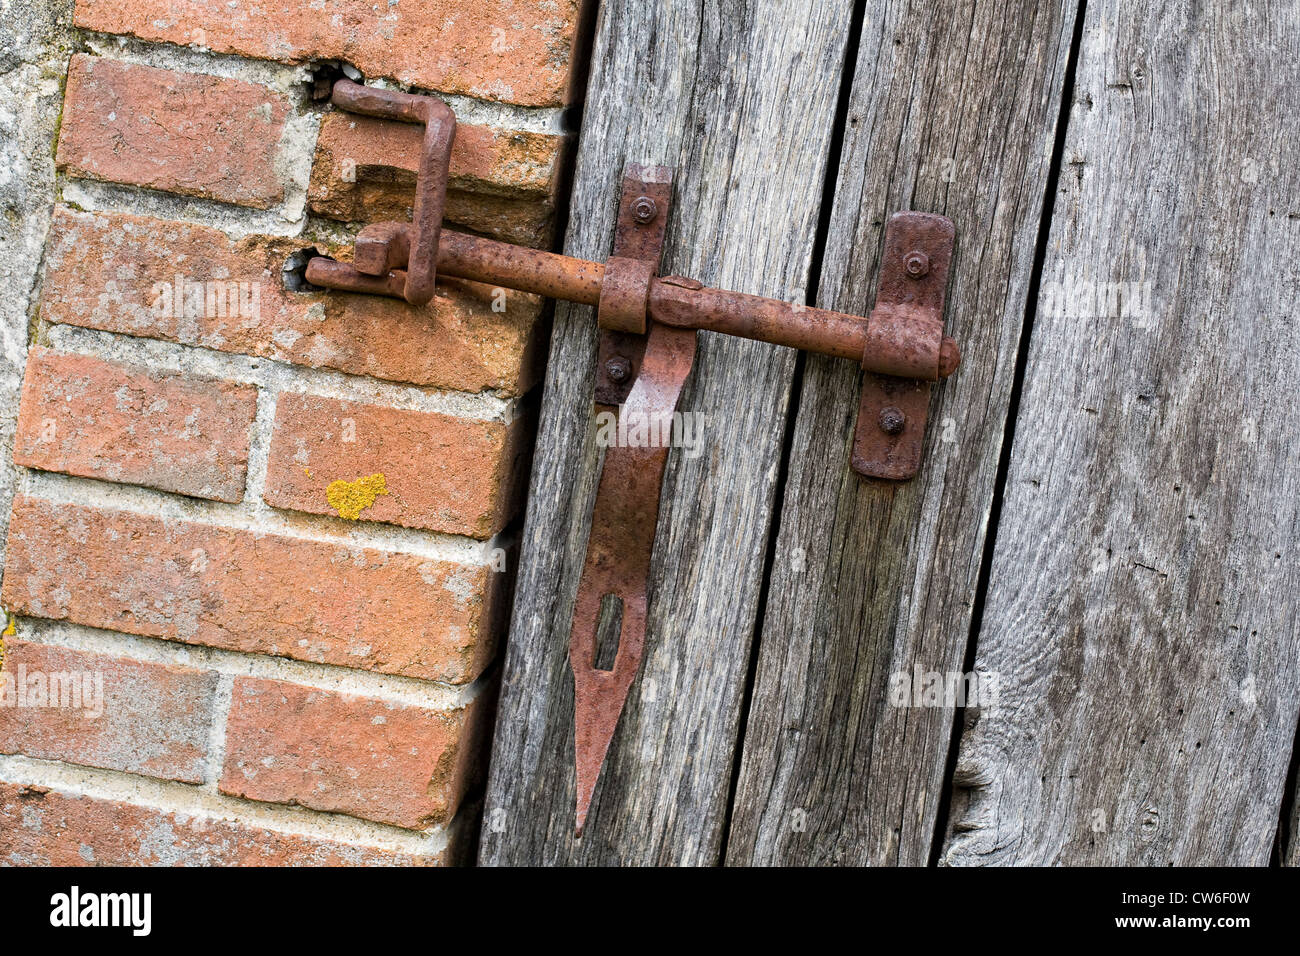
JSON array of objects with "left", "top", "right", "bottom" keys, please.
[
  {"left": 594, "top": 167, "right": 675, "bottom": 405},
  {"left": 851, "top": 213, "right": 956, "bottom": 480}
]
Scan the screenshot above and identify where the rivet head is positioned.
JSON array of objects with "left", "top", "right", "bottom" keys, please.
[
  {"left": 631, "top": 196, "right": 658, "bottom": 224},
  {"left": 605, "top": 356, "right": 631, "bottom": 383},
  {"left": 878, "top": 406, "right": 906, "bottom": 436},
  {"left": 904, "top": 251, "right": 930, "bottom": 278}
]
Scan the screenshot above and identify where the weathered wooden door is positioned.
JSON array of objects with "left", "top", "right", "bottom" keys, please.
[{"left": 479, "top": 0, "right": 1300, "bottom": 866}]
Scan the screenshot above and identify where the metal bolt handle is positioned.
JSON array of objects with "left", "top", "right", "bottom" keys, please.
[{"left": 325, "top": 80, "right": 455, "bottom": 306}]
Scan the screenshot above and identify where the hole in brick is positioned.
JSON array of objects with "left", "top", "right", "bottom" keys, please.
[
  {"left": 305, "top": 61, "right": 363, "bottom": 103},
  {"left": 283, "top": 248, "right": 327, "bottom": 293}
]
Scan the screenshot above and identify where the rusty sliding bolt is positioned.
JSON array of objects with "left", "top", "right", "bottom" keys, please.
[
  {"left": 305, "top": 227, "right": 960, "bottom": 382},
  {"left": 304, "top": 79, "right": 961, "bottom": 421}
]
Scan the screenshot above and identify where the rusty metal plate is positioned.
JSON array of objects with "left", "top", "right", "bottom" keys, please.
[
  {"left": 571, "top": 321, "right": 696, "bottom": 835},
  {"left": 852, "top": 211, "right": 955, "bottom": 480},
  {"left": 570, "top": 163, "right": 695, "bottom": 835},
  {"left": 594, "top": 164, "right": 674, "bottom": 406},
  {"left": 851, "top": 374, "right": 933, "bottom": 481}
]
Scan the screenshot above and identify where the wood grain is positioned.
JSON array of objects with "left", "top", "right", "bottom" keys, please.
[
  {"left": 477, "top": 0, "right": 856, "bottom": 864},
  {"left": 941, "top": 0, "right": 1300, "bottom": 865},
  {"left": 725, "top": 0, "right": 1080, "bottom": 865}
]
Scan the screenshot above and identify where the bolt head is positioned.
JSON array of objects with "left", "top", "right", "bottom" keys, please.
[
  {"left": 605, "top": 356, "right": 631, "bottom": 383},
  {"left": 904, "top": 251, "right": 930, "bottom": 278},
  {"left": 631, "top": 196, "right": 658, "bottom": 225},
  {"left": 878, "top": 406, "right": 906, "bottom": 436}
]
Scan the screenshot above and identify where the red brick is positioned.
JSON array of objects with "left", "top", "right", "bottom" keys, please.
[
  {"left": 263, "top": 393, "right": 530, "bottom": 537},
  {"left": 317, "top": 112, "right": 561, "bottom": 199},
  {"left": 219, "top": 677, "right": 489, "bottom": 829},
  {"left": 431, "top": 193, "right": 555, "bottom": 249},
  {"left": 308, "top": 113, "right": 560, "bottom": 246},
  {"left": 40, "top": 207, "right": 545, "bottom": 396},
  {"left": 14, "top": 348, "right": 257, "bottom": 502},
  {"left": 56, "top": 55, "right": 290, "bottom": 209},
  {"left": 0, "top": 640, "right": 216, "bottom": 783},
  {"left": 74, "top": 0, "right": 583, "bottom": 108},
  {"left": 1, "top": 497, "right": 500, "bottom": 683},
  {"left": 0, "top": 784, "right": 445, "bottom": 865}
]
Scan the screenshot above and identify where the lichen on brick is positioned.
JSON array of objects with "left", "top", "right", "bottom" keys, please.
[{"left": 325, "top": 473, "right": 388, "bottom": 520}]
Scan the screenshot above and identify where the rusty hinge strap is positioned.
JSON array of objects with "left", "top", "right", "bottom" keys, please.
[{"left": 570, "top": 324, "right": 695, "bottom": 835}]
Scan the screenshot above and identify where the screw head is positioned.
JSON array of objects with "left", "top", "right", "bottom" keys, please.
[
  {"left": 904, "top": 251, "right": 930, "bottom": 278},
  {"left": 605, "top": 356, "right": 631, "bottom": 383},
  {"left": 631, "top": 196, "right": 658, "bottom": 225},
  {"left": 878, "top": 406, "right": 906, "bottom": 436}
]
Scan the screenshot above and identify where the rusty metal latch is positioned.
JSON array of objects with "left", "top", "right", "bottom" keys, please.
[{"left": 303, "top": 81, "right": 960, "bottom": 834}]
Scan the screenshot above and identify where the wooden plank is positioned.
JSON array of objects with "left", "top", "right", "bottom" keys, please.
[
  {"left": 726, "top": 2, "right": 1080, "bottom": 864},
  {"left": 942, "top": 0, "right": 1300, "bottom": 865},
  {"left": 477, "top": 0, "right": 856, "bottom": 864}
]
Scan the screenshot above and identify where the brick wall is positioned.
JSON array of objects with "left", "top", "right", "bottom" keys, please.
[{"left": 0, "top": 0, "right": 585, "bottom": 866}]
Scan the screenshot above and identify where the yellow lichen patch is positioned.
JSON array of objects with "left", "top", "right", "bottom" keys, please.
[{"left": 326, "top": 473, "right": 389, "bottom": 520}]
